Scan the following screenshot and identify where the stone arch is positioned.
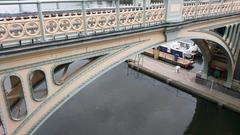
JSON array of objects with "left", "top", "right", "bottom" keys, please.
[
  {"left": 191, "top": 39, "right": 211, "bottom": 79},
  {"left": 175, "top": 30, "right": 235, "bottom": 85},
  {"left": 14, "top": 30, "right": 236, "bottom": 134},
  {"left": 16, "top": 34, "right": 166, "bottom": 135}
]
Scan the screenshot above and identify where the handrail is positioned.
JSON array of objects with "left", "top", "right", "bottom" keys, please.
[
  {"left": 0, "top": 0, "right": 239, "bottom": 47},
  {"left": 0, "top": 0, "right": 97, "bottom": 5}
]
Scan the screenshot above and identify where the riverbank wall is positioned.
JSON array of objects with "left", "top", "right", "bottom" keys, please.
[{"left": 128, "top": 60, "right": 240, "bottom": 113}]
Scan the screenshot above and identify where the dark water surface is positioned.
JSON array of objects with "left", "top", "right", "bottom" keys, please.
[{"left": 34, "top": 63, "right": 240, "bottom": 135}]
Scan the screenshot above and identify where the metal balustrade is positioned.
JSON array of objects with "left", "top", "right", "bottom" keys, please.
[
  {"left": 183, "top": 0, "right": 240, "bottom": 19},
  {"left": 0, "top": 0, "right": 239, "bottom": 47}
]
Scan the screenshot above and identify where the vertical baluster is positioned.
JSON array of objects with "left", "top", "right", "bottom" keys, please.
[
  {"left": 56, "top": 2, "right": 60, "bottom": 10},
  {"left": 18, "top": 0, "right": 23, "bottom": 13},
  {"left": 115, "top": 0, "right": 120, "bottom": 31},
  {"left": 81, "top": 1, "right": 87, "bottom": 36},
  {"left": 194, "top": 0, "right": 199, "bottom": 19},
  {"left": 208, "top": 0, "right": 212, "bottom": 16},
  {"left": 164, "top": 0, "right": 167, "bottom": 21},
  {"left": 231, "top": 0, "right": 234, "bottom": 13},
  {"left": 143, "top": 0, "right": 146, "bottom": 26},
  {"left": 220, "top": 0, "right": 224, "bottom": 15},
  {"left": 37, "top": 0, "right": 46, "bottom": 41}
]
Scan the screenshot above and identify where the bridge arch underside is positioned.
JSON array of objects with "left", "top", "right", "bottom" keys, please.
[
  {"left": 192, "top": 39, "right": 232, "bottom": 82},
  {"left": 175, "top": 31, "right": 235, "bottom": 86},
  {"left": 3, "top": 29, "right": 235, "bottom": 134}
]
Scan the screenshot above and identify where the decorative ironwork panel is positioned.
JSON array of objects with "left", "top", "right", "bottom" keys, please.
[
  {"left": 0, "top": 0, "right": 240, "bottom": 44},
  {"left": 86, "top": 10, "right": 117, "bottom": 31},
  {"left": 0, "top": 16, "right": 41, "bottom": 42},
  {"left": 183, "top": 0, "right": 240, "bottom": 20},
  {"left": 44, "top": 12, "right": 84, "bottom": 36}
]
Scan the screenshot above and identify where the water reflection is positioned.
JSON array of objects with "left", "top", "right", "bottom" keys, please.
[
  {"left": 35, "top": 63, "right": 196, "bottom": 135},
  {"left": 184, "top": 99, "right": 240, "bottom": 135},
  {"left": 34, "top": 63, "right": 240, "bottom": 135}
]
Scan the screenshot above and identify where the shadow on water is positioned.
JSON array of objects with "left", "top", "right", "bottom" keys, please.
[
  {"left": 184, "top": 99, "right": 240, "bottom": 135},
  {"left": 34, "top": 63, "right": 240, "bottom": 135}
]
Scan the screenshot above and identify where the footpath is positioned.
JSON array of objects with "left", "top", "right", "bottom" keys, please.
[{"left": 128, "top": 55, "right": 240, "bottom": 113}]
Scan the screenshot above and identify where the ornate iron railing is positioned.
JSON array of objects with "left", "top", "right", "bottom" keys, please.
[
  {"left": 183, "top": 0, "right": 240, "bottom": 19},
  {"left": 0, "top": 0, "right": 239, "bottom": 46}
]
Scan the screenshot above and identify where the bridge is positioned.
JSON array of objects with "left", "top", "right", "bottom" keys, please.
[{"left": 0, "top": 0, "right": 240, "bottom": 134}]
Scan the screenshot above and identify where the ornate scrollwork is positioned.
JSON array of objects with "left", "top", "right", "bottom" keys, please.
[
  {"left": 107, "top": 15, "right": 116, "bottom": 26},
  {"left": 0, "top": 25, "right": 8, "bottom": 40},
  {"left": 128, "top": 13, "right": 135, "bottom": 24},
  {"left": 134, "top": 12, "right": 143, "bottom": 23},
  {"left": 25, "top": 22, "right": 40, "bottom": 36},
  {"left": 151, "top": 11, "right": 159, "bottom": 21},
  {"left": 0, "top": 1, "right": 239, "bottom": 44},
  {"left": 119, "top": 14, "right": 128, "bottom": 25},
  {"left": 146, "top": 11, "right": 153, "bottom": 22},
  {"left": 45, "top": 20, "right": 59, "bottom": 34},
  {"left": 8, "top": 23, "right": 25, "bottom": 38},
  {"left": 59, "top": 19, "right": 71, "bottom": 32},
  {"left": 87, "top": 17, "right": 98, "bottom": 29},
  {"left": 71, "top": 18, "right": 83, "bottom": 31},
  {"left": 98, "top": 16, "right": 107, "bottom": 27}
]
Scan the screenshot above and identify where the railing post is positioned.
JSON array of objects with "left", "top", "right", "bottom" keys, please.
[
  {"left": 208, "top": 0, "right": 212, "bottom": 16},
  {"left": 37, "top": 0, "right": 46, "bottom": 41},
  {"left": 115, "top": 0, "right": 120, "bottom": 31},
  {"left": 164, "top": 0, "right": 167, "bottom": 22},
  {"left": 143, "top": 0, "right": 146, "bottom": 26},
  {"left": 194, "top": 0, "right": 199, "bottom": 18},
  {"left": 231, "top": 0, "right": 234, "bottom": 13},
  {"left": 165, "top": 0, "right": 184, "bottom": 23},
  {"left": 18, "top": 0, "right": 23, "bottom": 13},
  {"left": 220, "top": 0, "right": 224, "bottom": 14},
  {"left": 56, "top": 2, "right": 60, "bottom": 10},
  {"left": 81, "top": 1, "right": 87, "bottom": 36}
]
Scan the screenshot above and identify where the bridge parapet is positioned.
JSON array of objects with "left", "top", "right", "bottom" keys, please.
[
  {"left": 0, "top": 0, "right": 239, "bottom": 48},
  {"left": 183, "top": 0, "right": 240, "bottom": 20}
]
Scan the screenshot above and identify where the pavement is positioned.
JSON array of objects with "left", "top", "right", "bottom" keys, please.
[{"left": 128, "top": 55, "right": 240, "bottom": 113}]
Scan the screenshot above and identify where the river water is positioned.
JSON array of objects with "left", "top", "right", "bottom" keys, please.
[{"left": 34, "top": 63, "right": 240, "bottom": 135}]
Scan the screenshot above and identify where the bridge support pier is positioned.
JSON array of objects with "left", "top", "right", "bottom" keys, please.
[
  {"left": 165, "top": 0, "right": 184, "bottom": 23},
  {"left": 153, "top": 48, "right": 160, "bottom": 59},
  {"left": 232, "top": 50, "right": 240, "bottom": 91}
]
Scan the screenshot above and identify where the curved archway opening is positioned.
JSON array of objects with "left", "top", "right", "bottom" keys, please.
[
  {"left": 53, "top": 59, "right": 91, "bottom": 85},
  {"left": 146, "top": 38, "right": 233, "bottom": 83},
  {"left": 204, "top": 40, "right": 231, "bottom": 81},
  {"left": 3, "top": 75, "right": 27, "bottom": 120},
  {"left": 30, "top": 70, "right": 48, "bottom": 101},
  {"left": 146, "top": 40, "right": 207, "bottom": 75}
]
